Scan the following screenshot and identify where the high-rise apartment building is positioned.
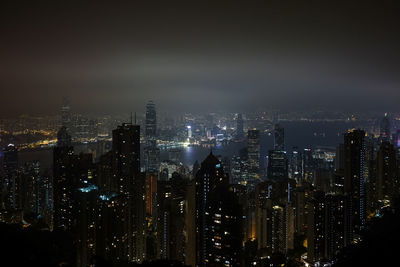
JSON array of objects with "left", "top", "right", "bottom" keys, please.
[
  {"left": 144, "top": 101, "right": 160, "bottom": 173},
  {"left": 344, "top": 129, "right": 366, "bottom": 244},
  {"left": 248, "top": 129, "right": 260, "bottom": 189}
]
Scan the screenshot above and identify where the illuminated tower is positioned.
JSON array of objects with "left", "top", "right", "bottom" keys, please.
[
  {"left": 111, "top": 122, "right": 145, "bottom": 262},
  {"left": 96, "top": 192, "right": 130, "bottom": 261},
  {"left": 54, "top": 125, "right": 94, "bottom": 233},
  {"left": 2, "top": 144, "right": 20, "bottom": 211},
  {"left": 377, "top": 141, "right": 397, "bottom": 203},
  {"left": 274, "top": 124, "right": 285, "bottom": 151},
  {"left": 192, "top": 153, "right": 233, "bottom": 266},
  {"left": 20, "top": 160, "right": 40, "bottom": 214},
  {"left": 267, "top": 150, "right": 288, "bottom": 181},
  {"left": 303, "top": 148, "right": 315, "bottom": 184},
  {"left": 112, "top": 123, "right": 141, "bottom": 191},
  {"left": 236, "top": 113, "right": 244, "bottom": 139},
  {"left": 145, "top": 100, "right": 157, "bottom": 140},
  {"left": 289, "top": 147, "right": 302, "bottom": 183},
  {"left": 144, "top": 101, "right": 160, "bottom": 173},
  {"left": 307, "top": 191, "right": 345, "bottom": 262},
  {"left": 344, "top": 129, "right": 366, "bottom": 245},
  {"left": 248, "top": 129, "right": 260, "bottom": 189},
  {"left": 204, "top": 184, "right": 242, "bottom": 266},
  {"left": 157, "top": 174, "right": 188, "bottom": 262},
  {"left": 61, "top": 97, "right": 73, "bottom": 136},
  {"left": 53, "top": 127, "right": 74, "bottom": 230},
  {"left": 187, "top": 125, "right": 192, "bottom": 139},
  {"left": 255, "top": 181, "right": 273, "bottom": 251},
  {"left": 380, "top": 113, "right": 391, "bottom": 142},
  {"left": 76, "top": 182, "right": 98, "bottom": 267}
]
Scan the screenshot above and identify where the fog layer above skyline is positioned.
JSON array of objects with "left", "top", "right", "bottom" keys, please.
[{"left": 1, "top": 1, "right": 400, "bottom": 115}]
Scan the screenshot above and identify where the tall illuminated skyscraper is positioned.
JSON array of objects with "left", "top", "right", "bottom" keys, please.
[
  {"left": 76, "top": 182, "right": 98, "bottom": 267},
  {"left": 344, "top": 129, "right": 366, "bottom": 245},
  {"left": 145, "top": 100, "right": 157, "bottom": 140},
  {"left": 307, "top": 191, "right": 345, "bottom": 262},
  {"left": 111, "top": 122, "right": 145, "bottom": 262},
  {"left": 267, "top": 150, "right": 288, "bottom": 181},
  {"left": 190, "top": 152, "right": 241, "bottom": 266},
  {"left": 267, "top": 125, "right": 288, "bottom": 182},
  {"left": 2, "top": 144, "right": 19, "bottom": 211},
  {"left": 377, "top": 141, "right": 397, "bottom": 202},
  {"left": 380, "top": 113, "right": 391, "bottom": 142},
  {"left": 112, "top": 123, "right": 141, "bottom": 189},
  {"left": 236, "top": 113, "right": 244, "bottom": 139},
  {"left": 203, "top": 184, "right": 242, "bottom": 266},
  {"left": 53, "top": 125, "right": 95, "bottom": 234},
  {"left": 144, "top": 101, "right": 160, "bottom": 173},
  {"left": 289, "top": 147, "right": 302, "bottom": 183},
  {"left": 274, "top": 124, "right": 285, "bottom": 151},
  {"left": 247, "top": 129, "right": 260, "bottom": 189},
  {"left": 53, "top": 127, "right": 74, "bottom": 230},
  {"left": 156, "top": 174, "right": 188, "bottom": 262},
  {"left": 61, "top": 97, "right": 73, "bottom": 135},
  {"left": 303, "top": 148, "right": 315, "bottom": 184},
  {"left": 193, "top": 152, "right": 228, "bottom": 265}
]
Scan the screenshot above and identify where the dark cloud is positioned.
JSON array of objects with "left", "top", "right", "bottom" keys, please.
[{"left": 1, "top": 1, "right": 400, "bottom": 115}]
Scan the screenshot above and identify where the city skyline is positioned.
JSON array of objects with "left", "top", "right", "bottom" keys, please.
[
  {"left": 1, "top": 100, "right": 400, "bottom": 266},
  {"left": 1, "top": 1, "right": 400, "bottom": 267}
]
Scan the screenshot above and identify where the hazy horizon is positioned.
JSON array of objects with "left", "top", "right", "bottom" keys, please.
[{"left": 1, "top": 1, "right": 399, "bottom": 115}]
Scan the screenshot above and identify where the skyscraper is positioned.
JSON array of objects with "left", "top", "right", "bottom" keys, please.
[
  {"left": 112, "top": 123, "right": 141, "bottom": 192},
  {"left": 53, "top": 127, "right": 75, "bottom": 230},
  {"left": 145, "top": 173, "right": 158, "bottom": 219},
  {"left": 271, "top": 204, "right": 286, "bottom": 254},
  {"left": 54, "top": 125, "right": 95, "bottom": 233},
  {"left": 377, "top": 141, "right": 397, "bottom": 203},
  {"left": 267, "top": 124, "right": 288, "bottom": 182},
  {"left": 307, "top": 191, "right": 345, "bottom": 263},
  {"left": 236, "top": 113, "right": 244, "bottom": 139},
  {"left": 144, "top": 101, "right": 160, "bottom": 173},
  {"left": 274, "top": 124, "right": 285, "bottom": 151},
  {"left": 61, "top": 97, "right": 73, "bottom": 136},
  {"left": 380, "top": 113, "right": 391, "bottom": 142},
  {"left": 145, "top": 100, "right": 157, "bottom": 140},
  {"left": 231, "top": 155, "right": 249, "bottom": 186},
  {"left": 156, "top": 173, "right": 188, "bottom": 262},
  {"left": 254, "top": 179, "right": 295, "bottom": 256},
  {"left": 289, "top": 147, "right": 302, "bottom": 183},
  {"left": 203, "top": 184, "right": 242, "bottom": 266},
  {"left": 96, "top": 192, "right": 131, "bottom": 261},
  {"left": 111, "top": 122, "right": 145, "bottom": 262},
  {"left": 344, "top": 129, "right": 366, "bottom": 244},
  {"left": 144, "top": 145, "right": 161, "bottom": 174},
  {"left": 255, "top": 181, "right": 273, "bottom": 252},
  {"left": 267, "top": 150, "right": 288, "bottom": 181},
  {"left": 2, "top": 144, "right": 20, "bottom": 211},
  {"left": 303, "top": 148, "right": 315, "bottom": 184},
  {"left": 20, "top": 161, "right": 40, "bottom": 215},
  {"left": 248, "top": 129, "right": 260, "bottom": 189},
  {"left": 76, "top": 182, "right": 98, "bottom": 267},
  {"left": 190, "top": 152, "right": 243, "bottom": 266},
  {"left": 57, "top": 125, "right": 72, "bottom": 147}
]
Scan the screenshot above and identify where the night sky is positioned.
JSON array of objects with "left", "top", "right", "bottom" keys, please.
[{"left": 1, "top": 1, "right": 400, "bottom": 115}]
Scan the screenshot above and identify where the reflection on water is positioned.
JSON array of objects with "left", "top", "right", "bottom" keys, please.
[
  {"left": 17, "top": 121, "right": 355, "bottom": 170},
  {"left": 161, "top": 121, "right": 353, "bottom": 166}
]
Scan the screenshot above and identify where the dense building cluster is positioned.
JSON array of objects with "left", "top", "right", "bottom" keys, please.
[{"left": 0, "top": 103, "right": 399, "bottom": 267}]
